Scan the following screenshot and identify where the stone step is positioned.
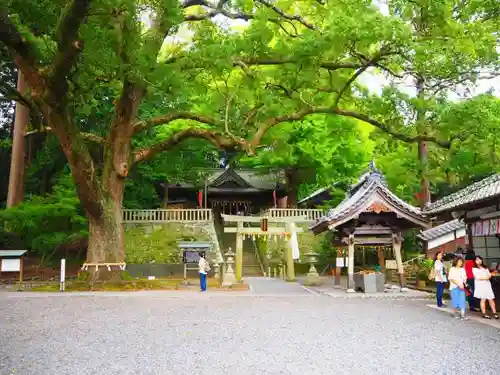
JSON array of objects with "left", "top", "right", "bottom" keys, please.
[{"left": 243, "top": 265, "right": 264, "bottom": 276}]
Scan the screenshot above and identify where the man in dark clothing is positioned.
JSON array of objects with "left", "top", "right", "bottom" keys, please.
[{"left": 464, "top": 248, "right": 480, "bottom": 311}]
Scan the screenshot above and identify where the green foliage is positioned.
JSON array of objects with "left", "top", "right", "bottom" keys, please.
[
  {"left": 0, "top": 173, "right": 87, "bottom": 258},
  {"left": 239, "top": 115, "right": 369, "bottom": 199},
  {"left": 422, "top": 258, "right": 434, "bottom": 271},
  {"left": 124, "top": 223, "right": 210, "bottom": 263},
  {"left": 417, "top": 269, "right": 429, "bottom": 281},
  {"left": 265, "top": 224, "right": 326, "bottom": 262}
]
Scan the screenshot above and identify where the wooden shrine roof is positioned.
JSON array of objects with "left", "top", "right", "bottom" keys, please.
[
  {"left": 160, "top": 168, "right": 286, "bottom": 192},
  {"left": 424, "top": 174, "right": 500, "bottom": 215},
  {"left": 310, "top": 161, "right": 429, "bottom": 234}
]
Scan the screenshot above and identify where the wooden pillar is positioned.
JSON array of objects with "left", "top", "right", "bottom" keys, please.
[
  {"left": 235, "top": 222, "right": 243, "bottom": 282},
  {"left": 347, "top": 234, "right": 355, "bottom": 292},
  {"left": 466, "top": 223, "right": 473, "bottom": 251},
  {"left": 285, "top": 222, "right": 296, "bottom": 281},
  {"left": 335, "top": 247, "right": 342, "bottom": 286},
  {"left": 377, "top": 246, "right": 385, "bottom": 272},
  {"left": 18, "top": 255, "right": 24, "bottom": 291},
  {"left": 7, "top": 71, "right": 29, "bottom": 208},
  {"left": 392, "top": 232, "right": 405, "bottom": 289}
]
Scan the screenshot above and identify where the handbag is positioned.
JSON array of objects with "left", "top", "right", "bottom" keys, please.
[{"left": 428, "top": 267, "right": 436, "bottom": 281}]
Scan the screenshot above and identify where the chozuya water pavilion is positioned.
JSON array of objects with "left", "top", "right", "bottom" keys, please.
[{"left": 310, "top": 161, "right": 430, "bottom": 292}]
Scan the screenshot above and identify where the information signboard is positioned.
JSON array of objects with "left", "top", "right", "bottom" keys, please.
[
  {"left": 182, "top": 250, "right": 206, "bottom": 264},
  {"left": 1, "top": 258, "right": 21, "bottom": 272}
]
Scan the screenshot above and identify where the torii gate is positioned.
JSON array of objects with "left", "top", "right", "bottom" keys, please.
[{"left": 222, "top": 214, "right": 305, "bottom": 282}]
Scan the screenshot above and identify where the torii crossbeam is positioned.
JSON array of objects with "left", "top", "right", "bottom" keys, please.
[{"left": 222, "top": 214, "right": 306, "bottom": 281}]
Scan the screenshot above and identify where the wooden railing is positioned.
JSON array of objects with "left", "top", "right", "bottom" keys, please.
[
  {"left": 122, "top": 209, "right": 213, "bottom": 223},
  {"left": 265, "top": 208, "right": 324, "bottom": 221}
]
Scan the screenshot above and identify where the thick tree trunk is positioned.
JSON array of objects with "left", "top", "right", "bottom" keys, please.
[
  {"left": 162, "top": 182, "right": 169, "bottom": 208},
  {"left": 85, "top": 166, "right": 126, "bottom": 264},
  {"left": 6, "top": 71, "right": 29, "bottom": 207},
  {"left": 415, "top": 77, "right": 430, "bottom": 209},
  {"left": 86, "top": 199, "right": 125, "bottom": 264},
  {"left": 285, "top": 168, "right": 299, "bottom": 208},
  {"left": 418, "top": 140, "right": 431, "bottom": 208}
]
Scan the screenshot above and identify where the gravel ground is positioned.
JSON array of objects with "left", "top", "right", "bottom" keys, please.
[{"left": 0, "top": 288, "right": 499, "bottom": 375}]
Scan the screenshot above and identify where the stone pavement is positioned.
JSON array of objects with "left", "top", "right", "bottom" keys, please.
[
  {"left": 1, "top": 287, "right": 499, "bottom": 375},
  {"left": 296, "top": 275, "right": 434, "bottom": 299},
  {"left": 427, "top": 304, "right": 500, "bottom": 329},
  {"left": 245, "top": 277, "right": 312, "bottom": 295}
]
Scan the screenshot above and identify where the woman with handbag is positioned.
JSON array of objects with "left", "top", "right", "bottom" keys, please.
[
  {"left": 448, "top": 256, "right": 468, "bottom": 320},
  {"left": 198, "top": 252, "right": 211, "bottom": 292},
  {"left": 473, "top": 256, "right": 499, "bottom": 319}
]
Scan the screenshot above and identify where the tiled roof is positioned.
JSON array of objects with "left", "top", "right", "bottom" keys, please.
[
  {"left": 297, "top": 182, "right": 342, "bottom": 206},
  {"left": 310, "top": 162, "right": 428, "bottom": 232},
  {"left": 165, "top": 168, "right": 285, "bottom": 190},
  {"left": 297, "top": 187, "right": 329, "bottom": 205},
  {"left": 417, "top": 219, "right": 465, "bottom": 241},
  {"left": 0, "top": 250, "right": 27, "bottom": 257},
  {"left": 424, "top": 174, "right": 500, "bottom": 215}
]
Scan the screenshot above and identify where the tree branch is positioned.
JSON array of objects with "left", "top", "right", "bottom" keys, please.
[
  {"left": 255, "top": 0, "right": 316, "bottom": 30},
  {"left": 133, "top": 112, "right": 221, "bottom": 135},
  {"left": 182, "top": 0, "right": 316, "bottom": 30},
  {"left": 235, "top": 57, "right": 362, "bottom": 71},
  {"left": 25, "top": 127, "right": 106, "bottom": 144},
  {"left": 0, "top": 8, "right": 44, "bottom": 90},
  {"left": 249, "top": 106, "right": 453, "bottom": 150},
  {"left": 242, "top": 103, "right": 264, "bottom": 128},
  {"left": 224, "top": 92, "right": 235, "bottom": 136},
  {"left": 333, "top": 51, "right": 390, "bottom": 106},
  {"left": 133, "top": 128, "right": 244, "bottom": 164},
  {"left": 49, "top": 0, "right": 92, "bottom": 101},
  {"left": 0, "top": 83, "right": 37, "bottom": 111},
  {"left": 334, "top": 66, "right": 370, "bottom": 107}
]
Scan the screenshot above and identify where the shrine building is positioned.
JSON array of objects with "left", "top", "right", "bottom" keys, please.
[
  {"left": 157, "top": 168, "right": 288, "bottom": 216},
  {"left": 310, "top": 161, "right": 430, "bottom": 291}
]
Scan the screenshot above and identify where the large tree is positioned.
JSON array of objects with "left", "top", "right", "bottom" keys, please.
[{"left": 358, "top": 0, "right": 499, "bottom": 206}]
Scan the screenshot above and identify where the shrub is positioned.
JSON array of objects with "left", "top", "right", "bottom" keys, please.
[{"left": 0, "top": 173, "right": 87, "bottom": 263}]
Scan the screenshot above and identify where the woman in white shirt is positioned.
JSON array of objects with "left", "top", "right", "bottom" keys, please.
[
  {"left": 448, "top": 256, "right": 468, "bottom": 320},
  {"left": 198, "top": 253, "right": 210, "bottom": 292},
  {"left": 434, "top": 252, "right": 447, "bottom": 308},
  {"left": 473, "top": 256, "right": 498, "bottom": 319}
]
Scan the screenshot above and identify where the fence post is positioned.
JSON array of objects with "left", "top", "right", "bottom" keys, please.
[{"left": 60, "top": 258, "right": 66, "bottom": 292}]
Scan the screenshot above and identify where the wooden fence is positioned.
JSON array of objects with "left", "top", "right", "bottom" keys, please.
[{"left": 122, "top": 209, "right": 213, "bottom": 223}]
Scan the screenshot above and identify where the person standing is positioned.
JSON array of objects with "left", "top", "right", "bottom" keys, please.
[
  {"left": 448, "top": 256, "right": 468, "bottom": 320},
  {"left": 473, "top": 256, "right": 499, "bottom": 319},
  {"left": 464, "top": 248, "right": 479, "bottom": 311},
  {"left": 434, "top": 252, "right": 447, "bottom": 308},
  {"left": 198, "top": 252, "right": 210, "bottom": 292}
]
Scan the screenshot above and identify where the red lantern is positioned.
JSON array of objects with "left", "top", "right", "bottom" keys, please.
[{"left": 198, "top": 190, "right": 203, "bottom": 208}]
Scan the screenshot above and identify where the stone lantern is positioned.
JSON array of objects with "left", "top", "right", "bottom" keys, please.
[
  {"left": 304, "top": 251, "right": 322, "bottom": 286},
  {"left": 222, "top": 247, "right": 236, "bottom": 287}
]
